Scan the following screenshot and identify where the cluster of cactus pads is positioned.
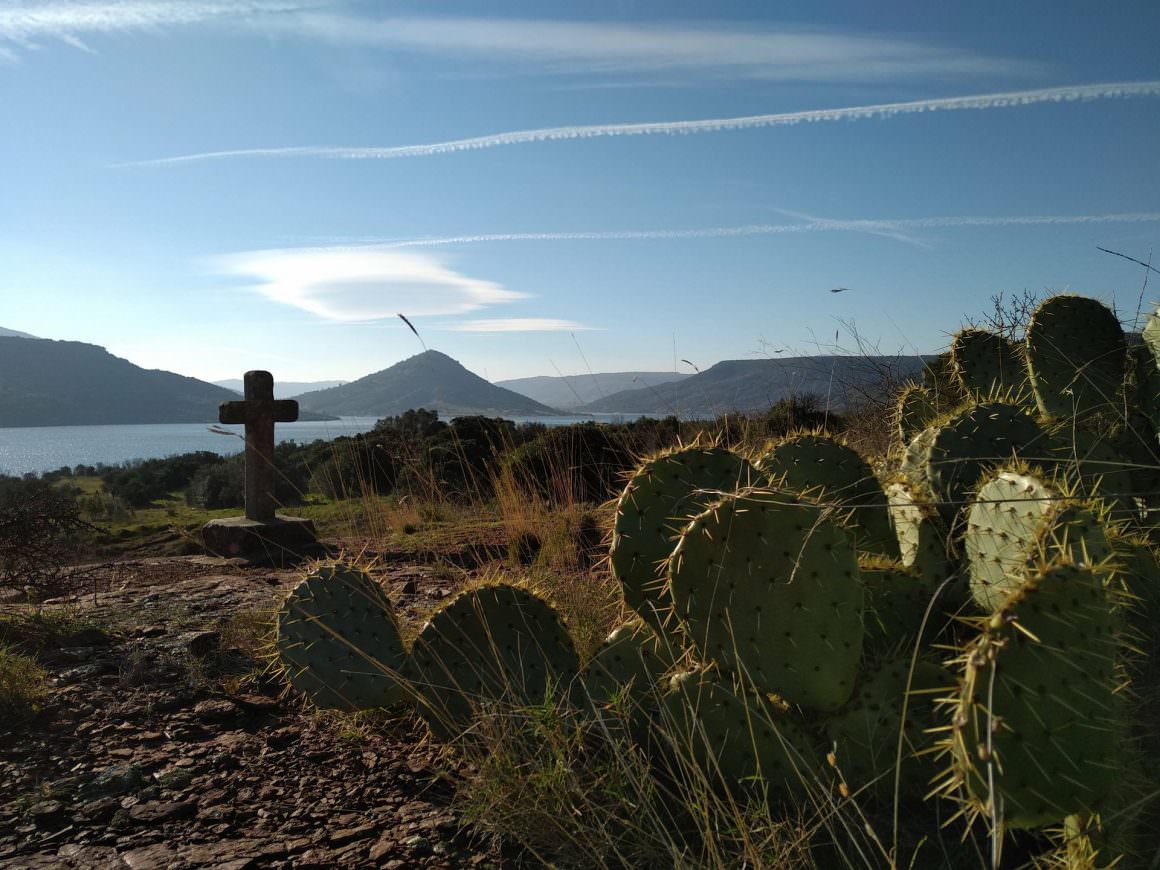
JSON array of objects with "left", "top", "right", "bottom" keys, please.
[{"left": 273, "top": 293, "right": 1160, "bottom": 866}]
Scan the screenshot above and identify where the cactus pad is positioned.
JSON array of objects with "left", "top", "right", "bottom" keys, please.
[
  {"left": 948, "top": 562, "right": 1123, "bottom": 829},
  {"left": 921, "top": 402, "right": 1047, "bottom": 520},
  {"left": 405, "top": 584, "right": 580, "bottom": 741},
  {"left": 1026, "top": 295, "right": 1126, "bottom": 420},
  {"left": 756, "top": 433, "right": 899, "bottom": 559},
  {"left": 275, "top": 564, "right": 407, "bottom": 711},
  {"left": 611, "top": 446, "right": 754, "bottom": 629},
  {"left": 826, "top": 655, "right": 951, "bottom": 801},
  {"left": 951, "top": 329, "right": 1024, "bottom": 397},
  {"left": 579, "top": 622, "right": 671, "bottom": 710},
  {"left": 966, "top": 470, "right": 1060, "bottom": 611},
  {"left": 896, "top": 383, "right": 939, "bottom": 446},
  {"left": 885, "top": 480, "right": 950, "bottom": 583},
  {"left": 659, "top": 672, "right": 814, "bottom": 796},
  {"left": 859, "top": 558, "right": 940, "bottom": 652},
  {"left": 669, "top": 489, "right": 864, "bottom": 711}
]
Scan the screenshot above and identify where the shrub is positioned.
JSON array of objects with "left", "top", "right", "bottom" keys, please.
[
  {"left": 0, "top": 477, "right": 90, "bottom": 596},
  {"left": 0, "top": 643, "right": 47, "bottom": 721}
]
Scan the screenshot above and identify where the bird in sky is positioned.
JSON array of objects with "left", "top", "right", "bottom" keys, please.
[{"left": 830, "top": 287, "right": 853, "bottom": 293}]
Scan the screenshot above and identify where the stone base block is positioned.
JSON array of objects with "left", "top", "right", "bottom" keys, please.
[{"left": 201, "top": 515, "right": 318, "bottom": 563}]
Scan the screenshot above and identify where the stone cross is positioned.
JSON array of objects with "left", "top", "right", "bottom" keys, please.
[{"left": 219, "top": 371, "right": 298, "bottom": 524}]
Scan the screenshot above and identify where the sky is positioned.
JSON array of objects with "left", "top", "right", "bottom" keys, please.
[{"left": 1, "top": 1, "right": 1159, "bottom": 384}]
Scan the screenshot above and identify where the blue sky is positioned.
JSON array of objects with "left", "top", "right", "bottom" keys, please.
[{"left": 1, "top": 1, "right": 1158, "bottom": 384}]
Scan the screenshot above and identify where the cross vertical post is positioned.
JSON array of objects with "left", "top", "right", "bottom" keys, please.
[{"left": 219, "top": 370, "right": 299, "bottom": 523}]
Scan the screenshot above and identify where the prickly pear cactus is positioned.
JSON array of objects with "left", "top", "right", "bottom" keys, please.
[
  {"left": 946, "top": 561, "right": 1123, "bottom": 830},
  {"left": 885, "top": 480, "right": 950, "bottom": 583},
  {"left": 1026, "top": 295, "right": 1126, "bottom": 420},
  {"left": 275, "top": 564, "right": 407, "bottom": 711},
  {"left": 896, "top": 383, "right": 939, "bottom": 446},
  {"left": 659, "top": 672, "right": 814, "bottom": 797},
  {"left": 951, "top": 329, "right": 1024, "bottom": 398},
  {"left": 966, "top": 470, "right": 1110, "bottom": 611},
  {"left": 826, "top": 655, "right": 951, "bottom": 802},
  {"left": 668, "top": 489, "right": 864, "bottom": 711},
  {"left": 578, "top": 622, "right": 671, "bottom": 711},
  {"left": 1138, "top": 308, "right": 1160, "bottom": 433},
  {"left": 405, "top": 584, "right": 579, "bottom": 741},
  {"left": 1052, "top": 428, "right": 1137, "bottom": 522},
  {"left": 920, "top": 402, "right": 1047, "bottom": 521},
  {"left": 966, "top": 470, "right": 1060, "bottom": 611},
  {"left": 610, "top": 446, "right": 754, "bottom": 631},
  {"left": 859, "top": 557, "right": 940, "bottom": 652},
  {"left": 756, "top": 432, "right": 899, "bottom": 559}
]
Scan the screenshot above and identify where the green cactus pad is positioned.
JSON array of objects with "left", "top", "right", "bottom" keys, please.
[
  {"left": 951, "top": 329, "right": 1025, "bottom": 398},
  {"left": 826, "top": 655, "right": 951, "bottom": 802},
  {"left": 896, "top": 383, "right": 939, "bottom": 446},
  {"left": 966, "top": 470, "right": 1060, "bottom": 612},
  {"left": 756, "top": 433, "right": 899, "bottom": 559},
  {"left": 669, "top": 489, "right": 864, "bottom": 711},
  {"left": 611, "top": 446, "right": 755, "bottom": 630},
  {"left": 885, "top": 481, "right": 951, "bottom": 583},
  {"left": 578, "top": 622, "right": 670, "bottom": 711},
  {"left": 1026, "top": 295, "right": 1126, "bottom": 420},
  {"left": 659, "top": 672, "right": 814, "bottom": 797},
  {"left": 275, "top": 564, "right": 407, "bottom": 711},
  {"left": 1052, "top": 428, "right": 1138, "bottom": 522},
  {"left": 1138, "top": 309, "right": 1160, "bottom": 432},
  {"left": 949, "top": 562, "right": 1123, "bottom": 830},
  {"left": 405, "top": 584, "right": 580, "bottom": 741},
  {"left": 921, "top": 402, "right": 1047, "bottom": 520},
  {"left": 859, "top": 558, "right": 940, "bottom": 652},
  {"left": 967, "top": 471, "right": 1110, "bottom": 612}
]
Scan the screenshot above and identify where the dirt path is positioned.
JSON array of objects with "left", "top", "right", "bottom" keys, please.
[{"left": 0, "top": 555, "right": 508, "bottom": 869}]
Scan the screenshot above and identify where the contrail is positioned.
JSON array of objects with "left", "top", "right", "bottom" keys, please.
[
  {"left": 123, "top": 80, "right": 1160, "bottom": 167},
  {"left": 321, "top": 211, "right": 1160, "bottom": 250}
]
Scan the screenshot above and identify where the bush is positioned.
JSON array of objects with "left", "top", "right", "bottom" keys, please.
[
  {"left": 503, "top": 424, "right": 636, "bottom": 505},
  {"left": 0, "top": 643, "right": 47, "bottom": 721},
  {"left": 0, "top": 477, "right": 90, "bottom": 596}
]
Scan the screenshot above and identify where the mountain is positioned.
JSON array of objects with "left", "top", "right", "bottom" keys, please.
[
  {"left": 0, "top": 327, "right": 37, "bottom": 339},
  {"left": 215, "top": 378, "right": 348, "bottom": 398},
  {"left": 496, "top": 371, "right": 690, "bottom": 410},
  {"left": 0, "top": 338, "right": 336, "bottom": 427},
  {"left": 581, "top": 355, "right": 934, "bottom": 416},
  {"left": 295, "top": 350, "right": 559, "bottom": 417}
]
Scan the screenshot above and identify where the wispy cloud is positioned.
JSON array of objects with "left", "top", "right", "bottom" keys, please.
[
  {"left": 316, "top": 211, "right": 1160, "bottom": 252},
  {"left": 445, "top": 318, "right": 593, "bottom": 333},
  {"left": 125, "top": 80, "right": 1160, "bottom": 167},
  {"left": 0, "top": 1, "right": 313, "bottom": 60},
  {"left": 215, "top": 247, "right": 525, "bottom": 322},
  {"left": 267, "top": 14, "right": 1028, "bottom": 82}
]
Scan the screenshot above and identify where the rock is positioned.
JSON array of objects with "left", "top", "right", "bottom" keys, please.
[
  {"left": 230, "top": 693, "right": 279, "bottom": 713},
  {"left": 328, "top": 823, "right": 376, "bottom": 846},
  {"left": 28, "top": 800, "right": 67, "bottom": 826},
  {"left": 127, "top": 800, "right": 197, "bottom": 824},
  {"left": 369, "top": 836, "right": 397, "bottom": 862},
  {"left": 153, "top": 768, "right": 194, "bottom": 791},
  {"left": 193, "top": 698, "right": 240, "bottom": 723},
  {"left": 399, "top": 579, "right": 419, "bottom": 595},
  {"left": 61, "top": 627, "right": 112, "bottom": 647},
  {"left": 403, "top": 834, "right": 433, "bottom": 856},
  {"left": 80, "top": 764, "right": 144, "bottom": 799},
  {"left": 120, "top": 843, "right": 176, "bottom": 869},
  {"left": 185, "top": 630, "right": 221, "bottom": 658}
]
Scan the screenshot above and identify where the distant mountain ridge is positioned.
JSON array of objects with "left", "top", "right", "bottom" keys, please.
[
  {"left": 0, "top": 338, "right": 332, "bottom": 427},
  {"left": 295, "top": 350, "right": 559, "bottom": 417},
  {"left": 0, "top": 326, "right": 37, "bottom": 339},
  {"left": 215, "top": 378, "right": 348, "bottom": 399},
  {"left": 496, "top": 371, "right": 690, "bottom": 409},
  {"left": 581, "top": 355, "right": 934, "bottom": 416}
]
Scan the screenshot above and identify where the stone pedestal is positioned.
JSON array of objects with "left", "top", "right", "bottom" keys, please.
[{"left": 202, "top": 515, "right": 318, "bottom": 564}]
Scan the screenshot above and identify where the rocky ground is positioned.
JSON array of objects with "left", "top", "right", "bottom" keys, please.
[{"left": 0, "top": 554, "right": 513, "bottom": 869}]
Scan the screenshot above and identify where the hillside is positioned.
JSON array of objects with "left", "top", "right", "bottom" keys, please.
[
  {"left": 216, "top": 378, "right": 347, "bottom": 399},
  {"left": 496, "top": 371, "right": 690, "bottom": 409},
  {"left": 582, "top": 355, "right": 933, "bottom": 416},
  {"left": 0, "top": 338, "right": 335, "bottom": 427},
  {"left": 0, "top": 326, "right": 37, "bottom": 339},
  {"left": 295, "top": 350, "right": 559, "bottom": 417}
]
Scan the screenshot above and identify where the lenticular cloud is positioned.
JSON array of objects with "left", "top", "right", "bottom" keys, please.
[{"left": 127, "top": 80, "right": 1160, "bottom": 167}]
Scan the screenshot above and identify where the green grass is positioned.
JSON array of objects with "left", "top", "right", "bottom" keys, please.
[
  {"left": 0, "top": 606, "right": 110, "bottom": 653},
  {"left": 0, "top": 643, "right": 48, "bottom": 720}
]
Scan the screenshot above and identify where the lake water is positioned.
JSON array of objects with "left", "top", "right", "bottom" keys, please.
[{"left": 0, "top": 415, "right": 634, "bottom": 476}]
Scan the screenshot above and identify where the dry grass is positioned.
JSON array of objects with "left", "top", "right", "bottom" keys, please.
[{"left": 0, "top": 643, "right": 48, "bottom": 720}]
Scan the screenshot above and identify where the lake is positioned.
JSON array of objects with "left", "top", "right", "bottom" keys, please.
[{"left": 0, "top": 415, "right": 635, "bottom": 476}]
